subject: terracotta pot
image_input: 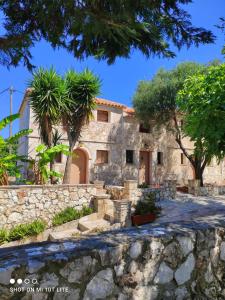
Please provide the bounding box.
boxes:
[131,213,156,226]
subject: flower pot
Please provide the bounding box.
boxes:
[131,213,156,226]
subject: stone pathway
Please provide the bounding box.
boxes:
[156,192,225,227]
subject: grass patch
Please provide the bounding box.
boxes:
[0,229,8,244]
[52,205,93,226]
[0,219,46,244]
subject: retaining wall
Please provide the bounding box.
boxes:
[0,223,225,299]
[0,184,96,229]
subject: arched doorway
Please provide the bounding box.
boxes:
[70,148,88,184]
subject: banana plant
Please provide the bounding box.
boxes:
[30,144,71,184]
[0,114,32,185]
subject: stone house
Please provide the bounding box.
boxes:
[18,89,225,186]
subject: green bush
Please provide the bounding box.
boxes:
[8,220,46,241]
[82,205,93,216]
[138,183,149,188]
[52,206,93,226]
[135,192,161,216]
[0,229,8,244]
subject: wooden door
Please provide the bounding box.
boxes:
[70,149,87,184]
[139,151,150,184]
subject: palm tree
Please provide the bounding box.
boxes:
[28,67,67,148]
[28,68,68,182]
[63,69,101,183]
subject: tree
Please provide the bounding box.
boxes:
[177,63,225,177]
[216,17,225,56]
[0,114,32,185]
[133,62,212,186]
[28,67,68,182]
[0,1,215,69]
[63,69,100,184]
[28,67,67,148]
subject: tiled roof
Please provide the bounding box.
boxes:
[95,97,134,114]
[19,89,134,114]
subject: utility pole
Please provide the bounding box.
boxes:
[9,86,13,138]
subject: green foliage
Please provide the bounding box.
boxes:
[52,129,63,146]
[132,61,220,186]
[52,206,93,226]
[63,69,101,183]
[29,67,68,147]
[178,63,225,163]
[135,193,161,216]
[133,62,203,128]
[30,144,71,184]
[0,1,214,69]
[0,229,8,244]
[0,220,46,244]
[138,183,149,188]
[81,205,94,216]
[0,114,32,185]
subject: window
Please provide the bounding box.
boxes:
[181,153,185,165]
[126,150,134,164]
[55,152,62,163]
[96,150,108,164]
[139,123,151,133]
[97,110,109,122]
[157,152,163,165]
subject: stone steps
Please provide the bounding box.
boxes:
[78,218,111,232]
[49,228,81,241]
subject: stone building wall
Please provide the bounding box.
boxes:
[1,223,225,299]
[19,98,225,186]
[0,184,96,229]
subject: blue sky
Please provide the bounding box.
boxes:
[0,0,224,137]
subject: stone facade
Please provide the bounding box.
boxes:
[0,184,96,229]
[1,223,225,299]
[18,93,225,186]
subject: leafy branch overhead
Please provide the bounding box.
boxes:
[0,0,215,69]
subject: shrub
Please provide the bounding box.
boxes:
[52,205,93,226]
[134,192,161,216]
[138,183,149,188]
[8,220,46,241]
[0,229,8,244]
[82,205,93,216]
[52,207,81,226]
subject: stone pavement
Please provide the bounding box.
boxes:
[156,191,225,227]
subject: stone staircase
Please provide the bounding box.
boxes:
[49,183,130,241]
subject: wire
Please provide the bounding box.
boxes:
[0,88,9,95]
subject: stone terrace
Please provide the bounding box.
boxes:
[1,192,225,299]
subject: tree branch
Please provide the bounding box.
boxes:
[173,115,195,166]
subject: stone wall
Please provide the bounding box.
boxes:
[106,180,176,205]
[1,223,225,299]
[0,184,96,229]
[188,180,225,196]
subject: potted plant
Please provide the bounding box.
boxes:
[131,193,161,226]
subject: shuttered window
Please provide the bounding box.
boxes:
[126,150,134,164]
[96,150,109,164]
[157,152,163,165]
[97,110,109,122]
